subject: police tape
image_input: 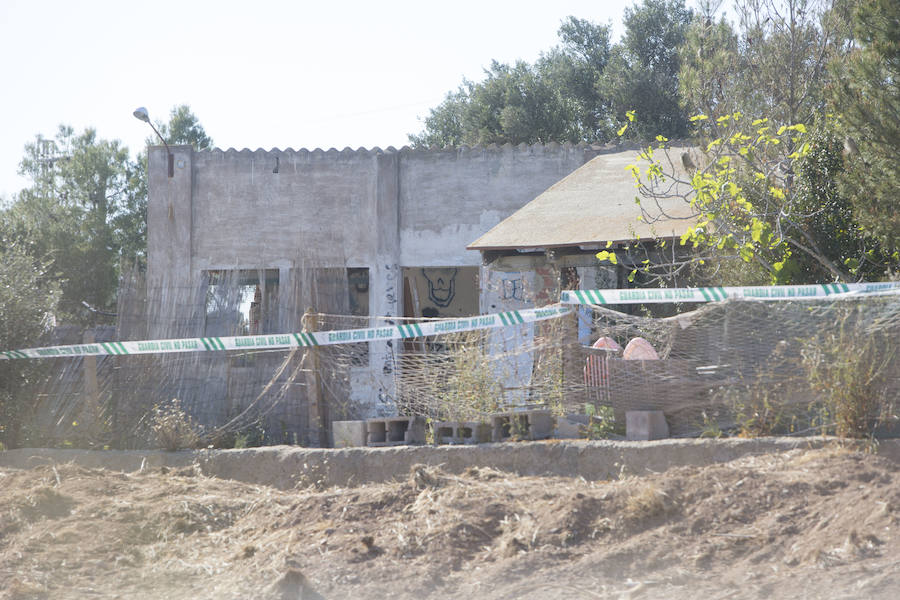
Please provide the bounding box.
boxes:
[561,281,900,306]
[0,304,573,361]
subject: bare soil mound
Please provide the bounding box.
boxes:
[1,445,898,599]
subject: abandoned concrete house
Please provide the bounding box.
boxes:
[147,143,594,335]
[133,141,694,444]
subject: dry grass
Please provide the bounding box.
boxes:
[788,443,855,467]
[1,449,900,599]
[802,305,899,438]
[623,483,670,521]
[17,486,75,522]
[149,399,201,451]
[3,578,50,600]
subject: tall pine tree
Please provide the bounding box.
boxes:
[830,0,900,250]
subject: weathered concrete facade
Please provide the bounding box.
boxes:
[148,144,596,320]
[146,143,599,426]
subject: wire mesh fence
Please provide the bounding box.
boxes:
[6,274,900,448]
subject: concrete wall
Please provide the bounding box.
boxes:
[4,438,898,489]
[148,143,595,330]
[398,144,591,267]
[191,149,380,269]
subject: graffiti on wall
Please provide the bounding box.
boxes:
[422,267,457,307]
[501,277,525,302]
[382,263,399,375]
[405,267,477,319]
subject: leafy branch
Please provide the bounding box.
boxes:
[625,111,898,284]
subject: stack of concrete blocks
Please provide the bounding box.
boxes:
[625,411,669,441]
[490,410,554,442]
[332,421,368,448]
[433,421,492,445]
[366,416,427,446]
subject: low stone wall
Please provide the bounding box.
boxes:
[0,448,196,472]
[2,438,898,490]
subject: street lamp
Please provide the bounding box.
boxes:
[133,107,174,177]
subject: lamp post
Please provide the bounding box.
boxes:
[133,107,174,178]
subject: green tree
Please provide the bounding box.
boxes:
[680,0,851,136]
[155,104,214,150]
[536,16,615,141]
[678,5,742,124]
[468,60,581,144]
[792,124,895,280]
[734,0,850,126]
[2,105,213,323]
[7,126,132,321]
[601,0,693,139]
[627,113,898,284]
[0,234,59,448]
[620,0,888,285]
[410,87,468,147]
[829,0,900,250]
[411,60,580,147]
[410,18,613,146]
[112,155,149,272]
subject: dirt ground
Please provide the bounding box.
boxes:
[1,445,899,599]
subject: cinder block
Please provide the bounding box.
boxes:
[626,410,669,441]
[433,421,492,445]
[491,410,553,442]
[366,416,426,446]
[332,420,367,448]
[555,414,590,439]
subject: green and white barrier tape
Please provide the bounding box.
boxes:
[561,282,900,306]
[0,305,572,361]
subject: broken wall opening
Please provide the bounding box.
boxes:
[204,269,280,336]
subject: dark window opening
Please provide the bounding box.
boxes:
[346,267,370,366]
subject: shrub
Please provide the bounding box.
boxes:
[149,399,200,451]
[801,304,898,438]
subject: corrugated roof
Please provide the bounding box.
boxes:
[196,140,595,156]
[468,145,697,251]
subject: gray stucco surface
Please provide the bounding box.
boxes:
[147,143,596,315]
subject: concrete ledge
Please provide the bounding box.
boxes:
[3,439,899,490]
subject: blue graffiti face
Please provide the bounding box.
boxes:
[422,267,457,307]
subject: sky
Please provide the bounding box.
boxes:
[0,0,647,199]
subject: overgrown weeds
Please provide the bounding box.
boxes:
[149,398,200,451]
[435,331,503,422]
[718,341,808,436]
[801,304,898,438]
[584,403,615,439]
[717,302,899,439]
